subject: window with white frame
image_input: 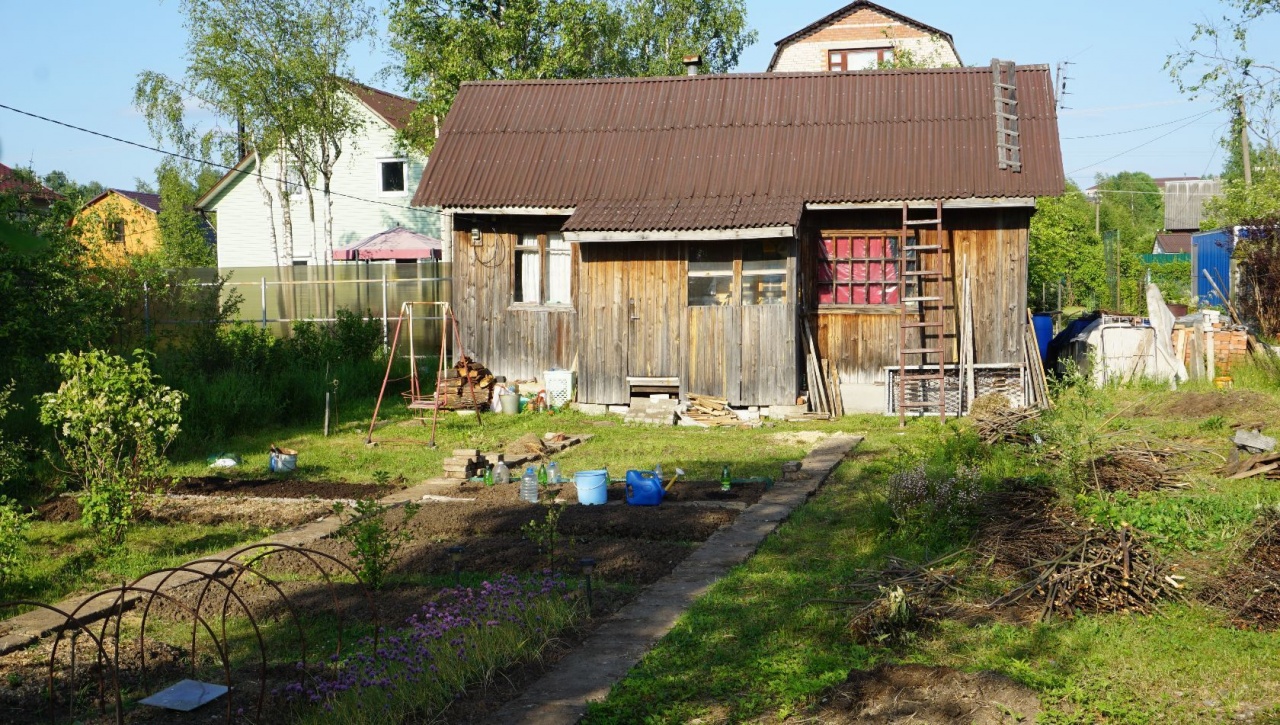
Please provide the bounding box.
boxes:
[513,232,572,306]
[828,47,893,72]
[379,159,407,193]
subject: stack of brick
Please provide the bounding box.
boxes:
[624,397,679,426]
[442,449,490,480]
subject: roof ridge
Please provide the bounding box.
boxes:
[459,65,1050,89]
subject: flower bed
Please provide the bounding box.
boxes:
[286,572,581,723]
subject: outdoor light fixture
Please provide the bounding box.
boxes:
[470,227,482,247]
[448,545,465,586]
[579,557,596,612]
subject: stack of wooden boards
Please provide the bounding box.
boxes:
[434,356,497,410]
[442,449,491,480]
[1221,451,1280,481]
[682,394,740,427]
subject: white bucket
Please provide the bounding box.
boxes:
[269,448,298,473]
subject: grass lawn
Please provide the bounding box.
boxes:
[583,378,1280,724]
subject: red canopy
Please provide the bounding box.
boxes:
[333,227,443,261]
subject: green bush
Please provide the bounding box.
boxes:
[333,499,421,590]
[39,350,184,547]
[0,502,30,588]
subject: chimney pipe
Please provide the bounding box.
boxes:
[683,55,703,76]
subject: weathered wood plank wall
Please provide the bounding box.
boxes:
[805,208,1030,385]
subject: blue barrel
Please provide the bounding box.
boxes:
[1032,314,1053,365]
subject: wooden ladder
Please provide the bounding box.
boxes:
[897,200,948,425]
[993,59,1022,172]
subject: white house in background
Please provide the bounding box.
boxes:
[196,81,449,268]
[767,1,960,72]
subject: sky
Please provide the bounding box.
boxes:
[0,1,1260,192]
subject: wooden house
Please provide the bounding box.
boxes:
[413,66,1064,415]
[74,189,168,264]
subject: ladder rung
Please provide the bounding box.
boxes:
[900,375,947,381]
[903,296,942,303]
[901,348,943,355]
[899,401,945,409]
[900,321,944,328]
[905,218,942,226]
[903,245,942,252]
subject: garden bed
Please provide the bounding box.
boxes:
[167,476,401,500]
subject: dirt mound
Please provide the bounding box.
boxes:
[806,664,1040,724]
[168,476,399,500]
[34,496,80,522]
[1150,390,1279,424]
[1204,515,1280,630]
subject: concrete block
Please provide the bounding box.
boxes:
[572,402,609,416]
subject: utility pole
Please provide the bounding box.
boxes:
[1239,94,1253,187]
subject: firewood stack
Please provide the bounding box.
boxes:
[682,394,740,427]
[435,356,496,410]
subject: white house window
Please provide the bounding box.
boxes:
[828,47,893,72]
[513,232,572,306]
[379,159,407,193]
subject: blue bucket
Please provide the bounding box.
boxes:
[574,470,609,505]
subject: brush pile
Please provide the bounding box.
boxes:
[825,553,965,644]
[1089,448,1186,492]
[1203,515,1280,630]
[970,394,1040,445]
[978,487,1182,618]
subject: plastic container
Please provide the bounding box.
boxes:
[520,467,540,503]
[1032,313,1053,365]
[547,461,561,484]
[493,456,510,485]
[544,370,576,409]
[625,470,664,506]
[574,469,608,505]
[269,447,298,473]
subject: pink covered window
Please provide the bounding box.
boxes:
[817,232,904,306]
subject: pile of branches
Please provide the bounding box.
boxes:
[816,553,965,644]
[1089,448,1187,493]
[977,487,1182,619]
[1202,515,1280,631]
[970,394,1041,445]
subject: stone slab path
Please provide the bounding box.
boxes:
[488,434,862,724]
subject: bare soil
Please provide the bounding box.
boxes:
[800,664,1041,724]
[167,476,400,500]
[1145,390,1280,427]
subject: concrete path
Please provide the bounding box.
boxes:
[488,434,862,724]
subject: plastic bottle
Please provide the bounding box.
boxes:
[537,463,549,486]
[654,463,663,482]
[493,455,510,485]
[521,467,540,503]
[483,465,494,486]
[720,465,732,492]
[547,461,561,484]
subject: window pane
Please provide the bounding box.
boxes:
[380,161,405,192]
[689,276,733,306]
[818,232,905,306]
[546,233,571,305]
[742,273,787,305]
[689,243,734,276]
[515,248,541,303]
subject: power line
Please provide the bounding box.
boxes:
[0,102,446,220]
[1061,110,1221,140]
[1066,109,1219,177]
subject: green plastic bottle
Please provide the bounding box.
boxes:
[721,465,731,492]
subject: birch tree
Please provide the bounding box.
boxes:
[135,0,374,265]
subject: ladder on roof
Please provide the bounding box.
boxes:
[993,59,1022,173]
[897,200,948,425]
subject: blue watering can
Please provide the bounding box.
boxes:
[625,470,664,506]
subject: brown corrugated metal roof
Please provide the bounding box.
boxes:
[341,79,418,131]
[414,67,1065,232]
[1155,233,1192,255]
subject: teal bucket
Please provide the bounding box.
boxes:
[574,470,609,505]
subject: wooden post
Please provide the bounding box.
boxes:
[1205,322,1216,381]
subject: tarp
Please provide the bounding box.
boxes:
[333,227,442,261]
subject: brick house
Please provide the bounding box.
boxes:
[767,1,960,73]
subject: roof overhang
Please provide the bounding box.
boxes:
[805,197,1037,211]
[448,206,575,216]
[564,225,796,243]
[195,155,256,211]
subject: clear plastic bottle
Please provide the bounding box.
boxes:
[654,463,663,482]
[521,467,540,503]
[493,455,510,485]
[547,461,561,484]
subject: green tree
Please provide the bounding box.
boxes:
[155,160,216,268]
[135,0,375,264]
[1095,172,1165,311]
[40,170,105,206]
[1029,183,1106,310]
[387,0,756,152]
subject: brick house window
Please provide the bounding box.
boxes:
[817,232,908,305]
[828,47,893,72]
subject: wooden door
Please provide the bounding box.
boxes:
[577,244,630,404]
[686,306,740,401]
[627,242,683,379]
[741,304,798,405]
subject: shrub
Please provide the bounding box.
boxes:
[0,382,26,495]
[886,462,982,545]
[333,499,421,590]
[0,502,30,588]
[38,350,184,547]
